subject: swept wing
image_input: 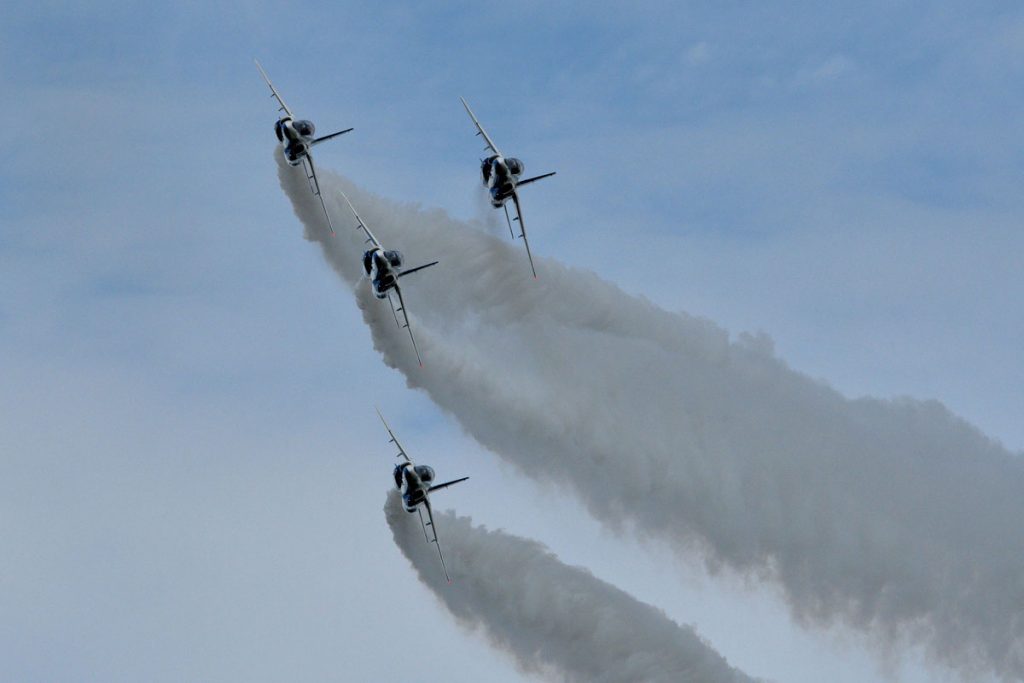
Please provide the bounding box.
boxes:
[338,188,381,248]
[460,97,502,157]
[376,407,412,463]
[302,154,335,235]
[392,284,424,368]
[423,498,452,583]
[510,191,537,278]
[254,59,294,119]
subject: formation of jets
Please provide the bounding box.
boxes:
[257,61,555,581]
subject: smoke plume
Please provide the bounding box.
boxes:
[280,155,1024,679]
[385,491,759,683]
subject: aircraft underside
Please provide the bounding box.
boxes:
[283,143,307,166]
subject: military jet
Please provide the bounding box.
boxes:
[377,409,468,583]
[460,97,556,278]
[255,59,353,235]
[338,189,438,367]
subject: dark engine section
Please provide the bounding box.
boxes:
[293,119,316,137]
[274,119,285,142]
[506,157,524,176]
[414,465,435,483]
[283,143,307,165]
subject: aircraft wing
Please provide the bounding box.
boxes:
[338,189,381,248]
[301,153,335,236]
[511,191,537,278]
[423,498,452,584]
[460,97,502,157]
[254,59,294,119]
[416,506,430,542]
[384,291,402,328]
[428,476,469,493]
[376,407,412,462]
[393,283,425,367]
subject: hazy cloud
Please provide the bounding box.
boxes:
[282,156,1024,680]
[386,490,759,683]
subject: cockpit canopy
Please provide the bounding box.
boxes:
[383,250,403,268]
[413,465,435,483]
[293,119,316,137]
[506,157,524,176]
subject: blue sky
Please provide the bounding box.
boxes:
[2,2,1022,681]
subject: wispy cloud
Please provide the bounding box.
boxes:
[793,54,856,86]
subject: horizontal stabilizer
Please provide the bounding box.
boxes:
[397,261,439,279]
[516,171,556,188]
[312,127,354,145]
[428,476,469,493]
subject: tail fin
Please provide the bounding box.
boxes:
[516,171,556,188]
[311,127,354,145]
[397,261,439,279]
[428,476,469,493]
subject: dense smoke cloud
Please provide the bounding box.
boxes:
[385,491,759,683]
[280,156,1024,680]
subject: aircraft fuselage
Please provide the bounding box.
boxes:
[394,461,436,512]
[480,154,524,208]
[274,116,317,166]
[363,247,404,299]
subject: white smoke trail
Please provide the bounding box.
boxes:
[384,490,760,683]
[280,155,1024,679]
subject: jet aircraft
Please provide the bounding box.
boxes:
[460,97,556,278]
[377,409,469,583]
[338,190,438,367]
[255,59,353,235]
